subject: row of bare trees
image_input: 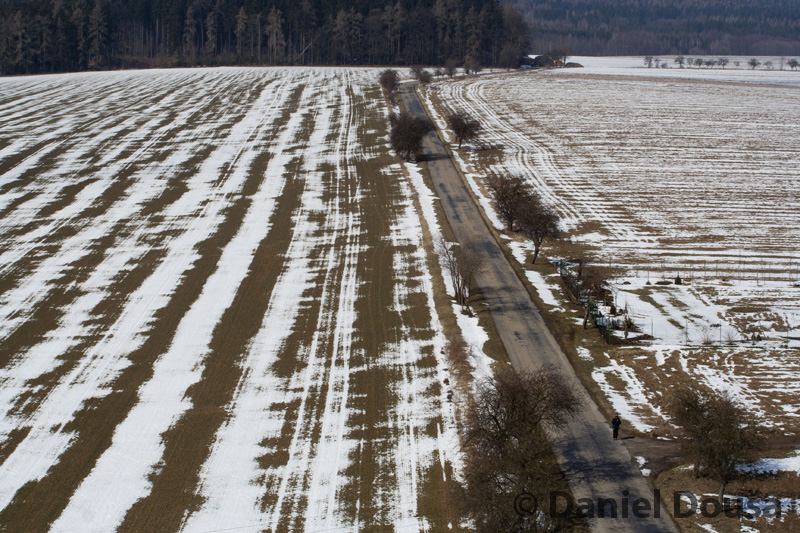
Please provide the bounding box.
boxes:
[487,174,560,264]
[647,55,800,70]
[382,73,767,528]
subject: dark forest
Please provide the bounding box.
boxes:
[2,0,800,76]
[511,0,800,56]
[0,0,531,75]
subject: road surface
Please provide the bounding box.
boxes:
[399,84,680,533]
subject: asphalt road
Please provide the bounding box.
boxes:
[399,84,680,533]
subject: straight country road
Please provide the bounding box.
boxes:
[398,84,680,533]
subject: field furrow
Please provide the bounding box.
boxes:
[0,67,465,531]
[428,67,800,434]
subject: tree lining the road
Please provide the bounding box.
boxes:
[389,112,434,162]
[446,111,481,149]
[462,367,581,531]
[487,174,561,263]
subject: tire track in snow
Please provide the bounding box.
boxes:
[434,75,649,243]
[271,72,362,532]
[179,71,359,533]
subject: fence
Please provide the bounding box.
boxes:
[559,260,616,343]
[602,256,800,285]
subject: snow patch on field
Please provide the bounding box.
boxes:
[507,241,564,310]
[0,67,469,530]
[428,65,800,433]
[591,356,665,433]
[567,56,800,88]
[403,162,493,382]
[740,451,800,474]
[51,72,300,531]
[0,71,289,513]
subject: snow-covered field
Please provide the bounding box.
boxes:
[567,56,800,88]
[425,63,800,434]
[0,67,470,531]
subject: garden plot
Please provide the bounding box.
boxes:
[425,66,800,433]
[0,67,466,531]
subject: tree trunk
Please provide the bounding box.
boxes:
[531,244,540,264]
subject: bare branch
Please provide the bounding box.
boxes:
[515,191,560,264]
[389,111,433,161]
[487,174,530,232]
[446,110,481,149]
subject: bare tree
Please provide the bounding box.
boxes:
[389,112,433,161]
[543,47,569,66]
[674,55,685,68]
[765,60,774,70]
[748,58,761,69]
[438,238,483,311]
[789,58,799,70]
[515,192,560,264]
[671,388,764,502]
[410,65,432,84]
[379,68,399,93]
[464,56,482,75]
[446,111,481,149]
[444,58,459,77]
[578,264,607,300]
[462,367,579,532]
[705,58,717,68]
[644,55,654,68]
[671,387,711,478]
[487,174,530,231]
[717,57,729,69]
[694,58,704,68]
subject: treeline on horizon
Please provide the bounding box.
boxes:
[0,0,532,75]
[511,0,800,56]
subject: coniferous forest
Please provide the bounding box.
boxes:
[3,0,800,76]
[0,0,532,75]
[511,0,800,57]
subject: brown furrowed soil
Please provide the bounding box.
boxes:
[0,68,466,531]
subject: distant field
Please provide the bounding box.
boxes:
[425,66,800,435]
[429,66,800,276]
[0,68,463,531]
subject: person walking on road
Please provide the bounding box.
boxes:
[612,415,621,440]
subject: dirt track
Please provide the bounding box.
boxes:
[399,83,680,533]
